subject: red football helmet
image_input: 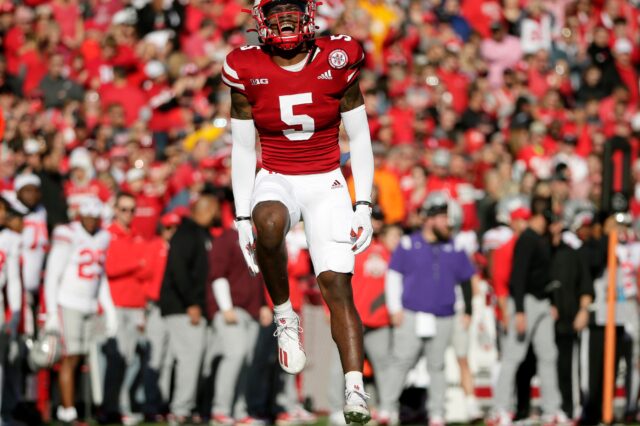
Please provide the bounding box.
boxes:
[250,0,318,50]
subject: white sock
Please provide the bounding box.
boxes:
[274,300,294,318]
[345,371,364,393]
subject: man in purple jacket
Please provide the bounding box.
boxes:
[384,192,475,426]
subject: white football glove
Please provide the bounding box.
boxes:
[351,204,373,254]
[235,219,260,276]
[105,313,118,338]
[44,314,60,333]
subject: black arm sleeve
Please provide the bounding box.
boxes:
[510,232,535,313]
[460,279,472,315]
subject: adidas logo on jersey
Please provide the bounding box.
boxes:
[317,70,333,80]
[331,180,343,189]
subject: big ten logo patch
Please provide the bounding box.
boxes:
[250,78,269,85]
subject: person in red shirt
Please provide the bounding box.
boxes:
[50,0,83,49]
[99,66,148,126]
[19,33,48,96]
[142,212,180,421]
[460,0,502,38]
[437,51,469,114]
[491,206,531,330]
[125,168,164,240]
[517,121,553,180]
[609,38,639,105]
[183,18,216,65]
[103,192,151,424]
[426,149,461,197]
[4,5,33,77]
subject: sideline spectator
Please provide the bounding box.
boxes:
[385,193,475,426]
[160,193,218,424]
[9,173,48,296]
[103,192,150,423]
[552,200,594,418]
[142,212,180,421]
[206,226,268,425]
[491,196,566,425]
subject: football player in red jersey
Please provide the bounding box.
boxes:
[222,0,374,423]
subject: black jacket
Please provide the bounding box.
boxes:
[136,2,184,38]
[551,242,593,333]
[159,218,212,316]
[510,228,552,313]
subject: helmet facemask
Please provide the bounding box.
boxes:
[251,0,317,50]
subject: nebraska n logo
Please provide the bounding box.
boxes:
[317,70,333,80]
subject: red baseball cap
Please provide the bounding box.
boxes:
[510,207,532,221]
[161,212,181,228]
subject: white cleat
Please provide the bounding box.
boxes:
[343,386,371,425]
[273,314,306,374]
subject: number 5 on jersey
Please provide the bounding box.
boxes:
[279,93,315,141]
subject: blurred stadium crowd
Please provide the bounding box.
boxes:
[1,0,640,425]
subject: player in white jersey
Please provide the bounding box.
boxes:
[0,198,24,336]
[0,198,25,423]
[7,174,49,293]
[43,197,117,424]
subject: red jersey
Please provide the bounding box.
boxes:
[143,237,169,302]
[352,240,391,329]
[491,236,516,299]
[222,35,365,175]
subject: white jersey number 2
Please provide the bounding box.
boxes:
[279,93,314,141]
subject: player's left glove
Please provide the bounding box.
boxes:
[351,204,373,254]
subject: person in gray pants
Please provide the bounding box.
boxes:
[142,213,180,419]
[384,193,475,426]
[491,196,565,425]
[328,326,394,425]
[159,195,219,424]
[207,227,270,425]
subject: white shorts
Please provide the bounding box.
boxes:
[251,168,355,276]
[60,307,96,355]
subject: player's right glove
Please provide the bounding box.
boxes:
[235,219,260,276]
[44,314,60,333]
